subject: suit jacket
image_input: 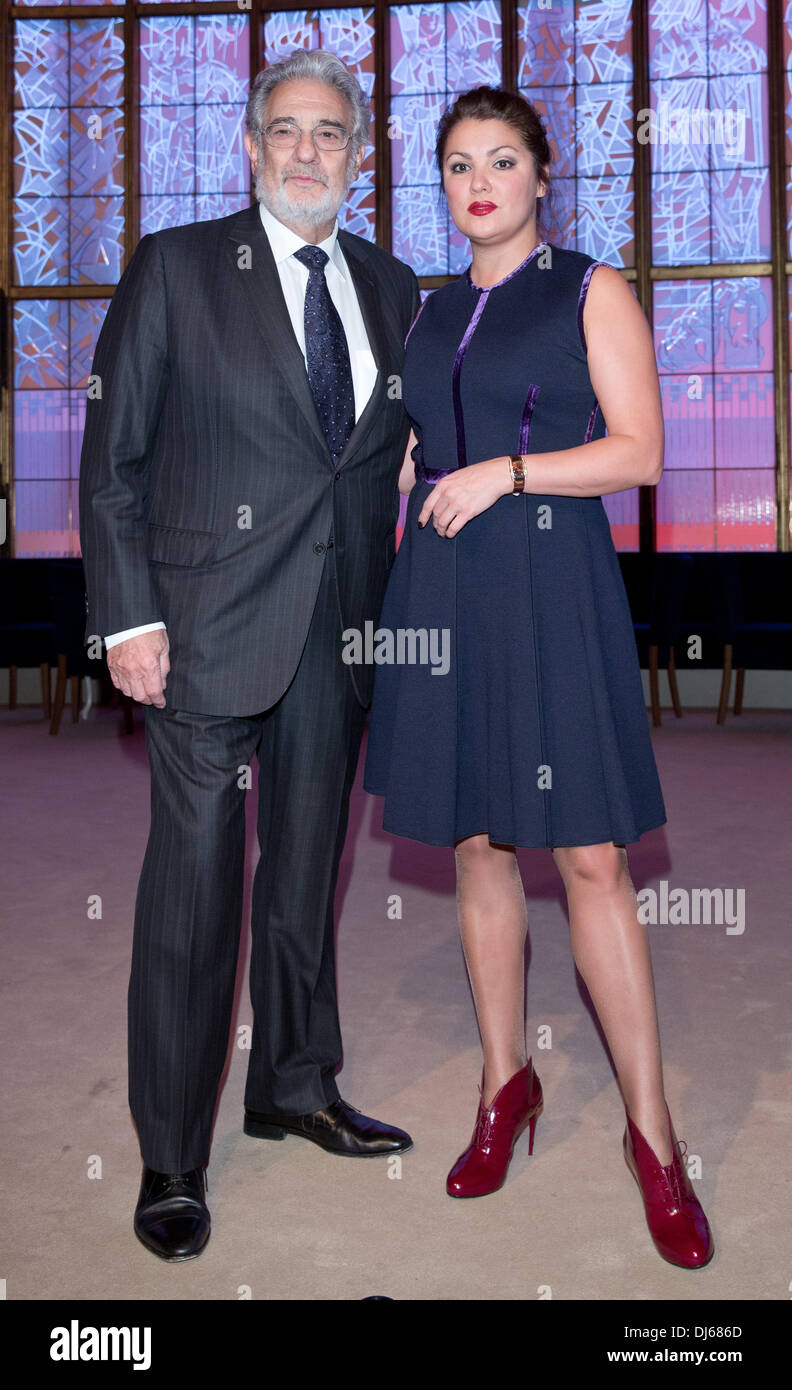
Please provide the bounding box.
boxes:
[78,201,420,716]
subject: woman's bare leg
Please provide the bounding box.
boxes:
[454,834,529,1107]
[552,842,673,1165]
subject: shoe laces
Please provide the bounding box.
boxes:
[655,1139,687,1206]
[158,1171,204,1197]
[473,1087,497,1148]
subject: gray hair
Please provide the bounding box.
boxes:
[245,50,371,155]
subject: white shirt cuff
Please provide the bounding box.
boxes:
[104,622,167,649]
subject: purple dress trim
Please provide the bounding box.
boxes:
[414,240,550,487]
[518,383,541,454]
[464,238,549,293]
[451,290,490,470]
[584,400,600,444]
[577,260,608,354]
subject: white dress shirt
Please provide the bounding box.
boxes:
[104,201,378,650]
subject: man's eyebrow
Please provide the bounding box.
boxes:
[267,115,348,129]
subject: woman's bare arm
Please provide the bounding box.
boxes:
[398,427,418,495]
[417,267,665,535]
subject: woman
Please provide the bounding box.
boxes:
[363,87,713,1269]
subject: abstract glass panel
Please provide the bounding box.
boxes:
[602,489,640,550]
[654,279,714,373]
[13,301,69,392]
[650,0,769,265]
[517,1,634,265]
[654,273,775,547]
[712,277,772,372]
[714,373,774,469]
[139,16,250,236]
[656,469,716,551]
[715,470,775,548]
[14,390,73,481]
[12,18,125,287]
[13,481,75,559]
[12,300,110,558]
[659,375,715,471]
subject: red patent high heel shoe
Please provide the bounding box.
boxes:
[446,1059,543,1198]
[623,1103,714,1268]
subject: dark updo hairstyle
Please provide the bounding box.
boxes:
[434,86,553,234]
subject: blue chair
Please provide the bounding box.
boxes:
[619,553,693,726]
[727,555,792,718]
[0,558,56,716]
[45,560,95,735]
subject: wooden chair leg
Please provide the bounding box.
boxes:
[49,654,67,735]
[649,645,661,726]
[734,668,745,715]
[717,643,733,724]
[667,648,683,718]
[40,662,52,718]
[70,675,80,722]
[9,664,17,709]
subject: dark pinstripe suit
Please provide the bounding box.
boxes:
[79,202,420,1170]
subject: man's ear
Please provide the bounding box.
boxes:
[243,130,259,173]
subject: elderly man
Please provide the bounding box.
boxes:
[79,49,419,1261]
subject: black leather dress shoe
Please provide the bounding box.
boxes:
[243,1098,413,1156]
[133,1165,210,1261]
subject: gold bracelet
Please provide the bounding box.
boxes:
[508,454,526,495]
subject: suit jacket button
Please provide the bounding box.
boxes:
[313,542,326,555]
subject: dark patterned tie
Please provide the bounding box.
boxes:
[293,244,356,463]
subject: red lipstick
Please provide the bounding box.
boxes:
[468,202,496,215]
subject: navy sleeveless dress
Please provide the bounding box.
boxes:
[362,240,667,849]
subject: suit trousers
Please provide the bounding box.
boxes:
[128,544,368,1172]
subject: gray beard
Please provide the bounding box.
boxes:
[254,159,354,233]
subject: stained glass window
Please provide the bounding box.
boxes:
[650,0,769,266]
[13,16,125,287]
[3,1,786,559]
[139,15,250,235]
[13,299,108,556]
[650,0,774,551]
[654,276,775,550]
[12,12,124,554]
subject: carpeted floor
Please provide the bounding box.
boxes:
[1,703,789,1301]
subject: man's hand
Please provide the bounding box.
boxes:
[106,630,170,707]
[418,456,514,537]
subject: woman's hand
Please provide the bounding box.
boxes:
[418,456,514,537]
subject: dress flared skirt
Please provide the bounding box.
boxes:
[362,484,667,849]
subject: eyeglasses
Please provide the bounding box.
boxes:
[262,120,353,152]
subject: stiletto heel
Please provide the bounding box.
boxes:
[623,1103,714,1268]
[527,1101,543,1156]
[446,1059,543,1197]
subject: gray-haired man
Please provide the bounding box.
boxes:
[79,50,418,1260]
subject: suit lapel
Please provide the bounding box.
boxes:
[226,204,329,459]
[226,205,394,470]
[335,229,393,469]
